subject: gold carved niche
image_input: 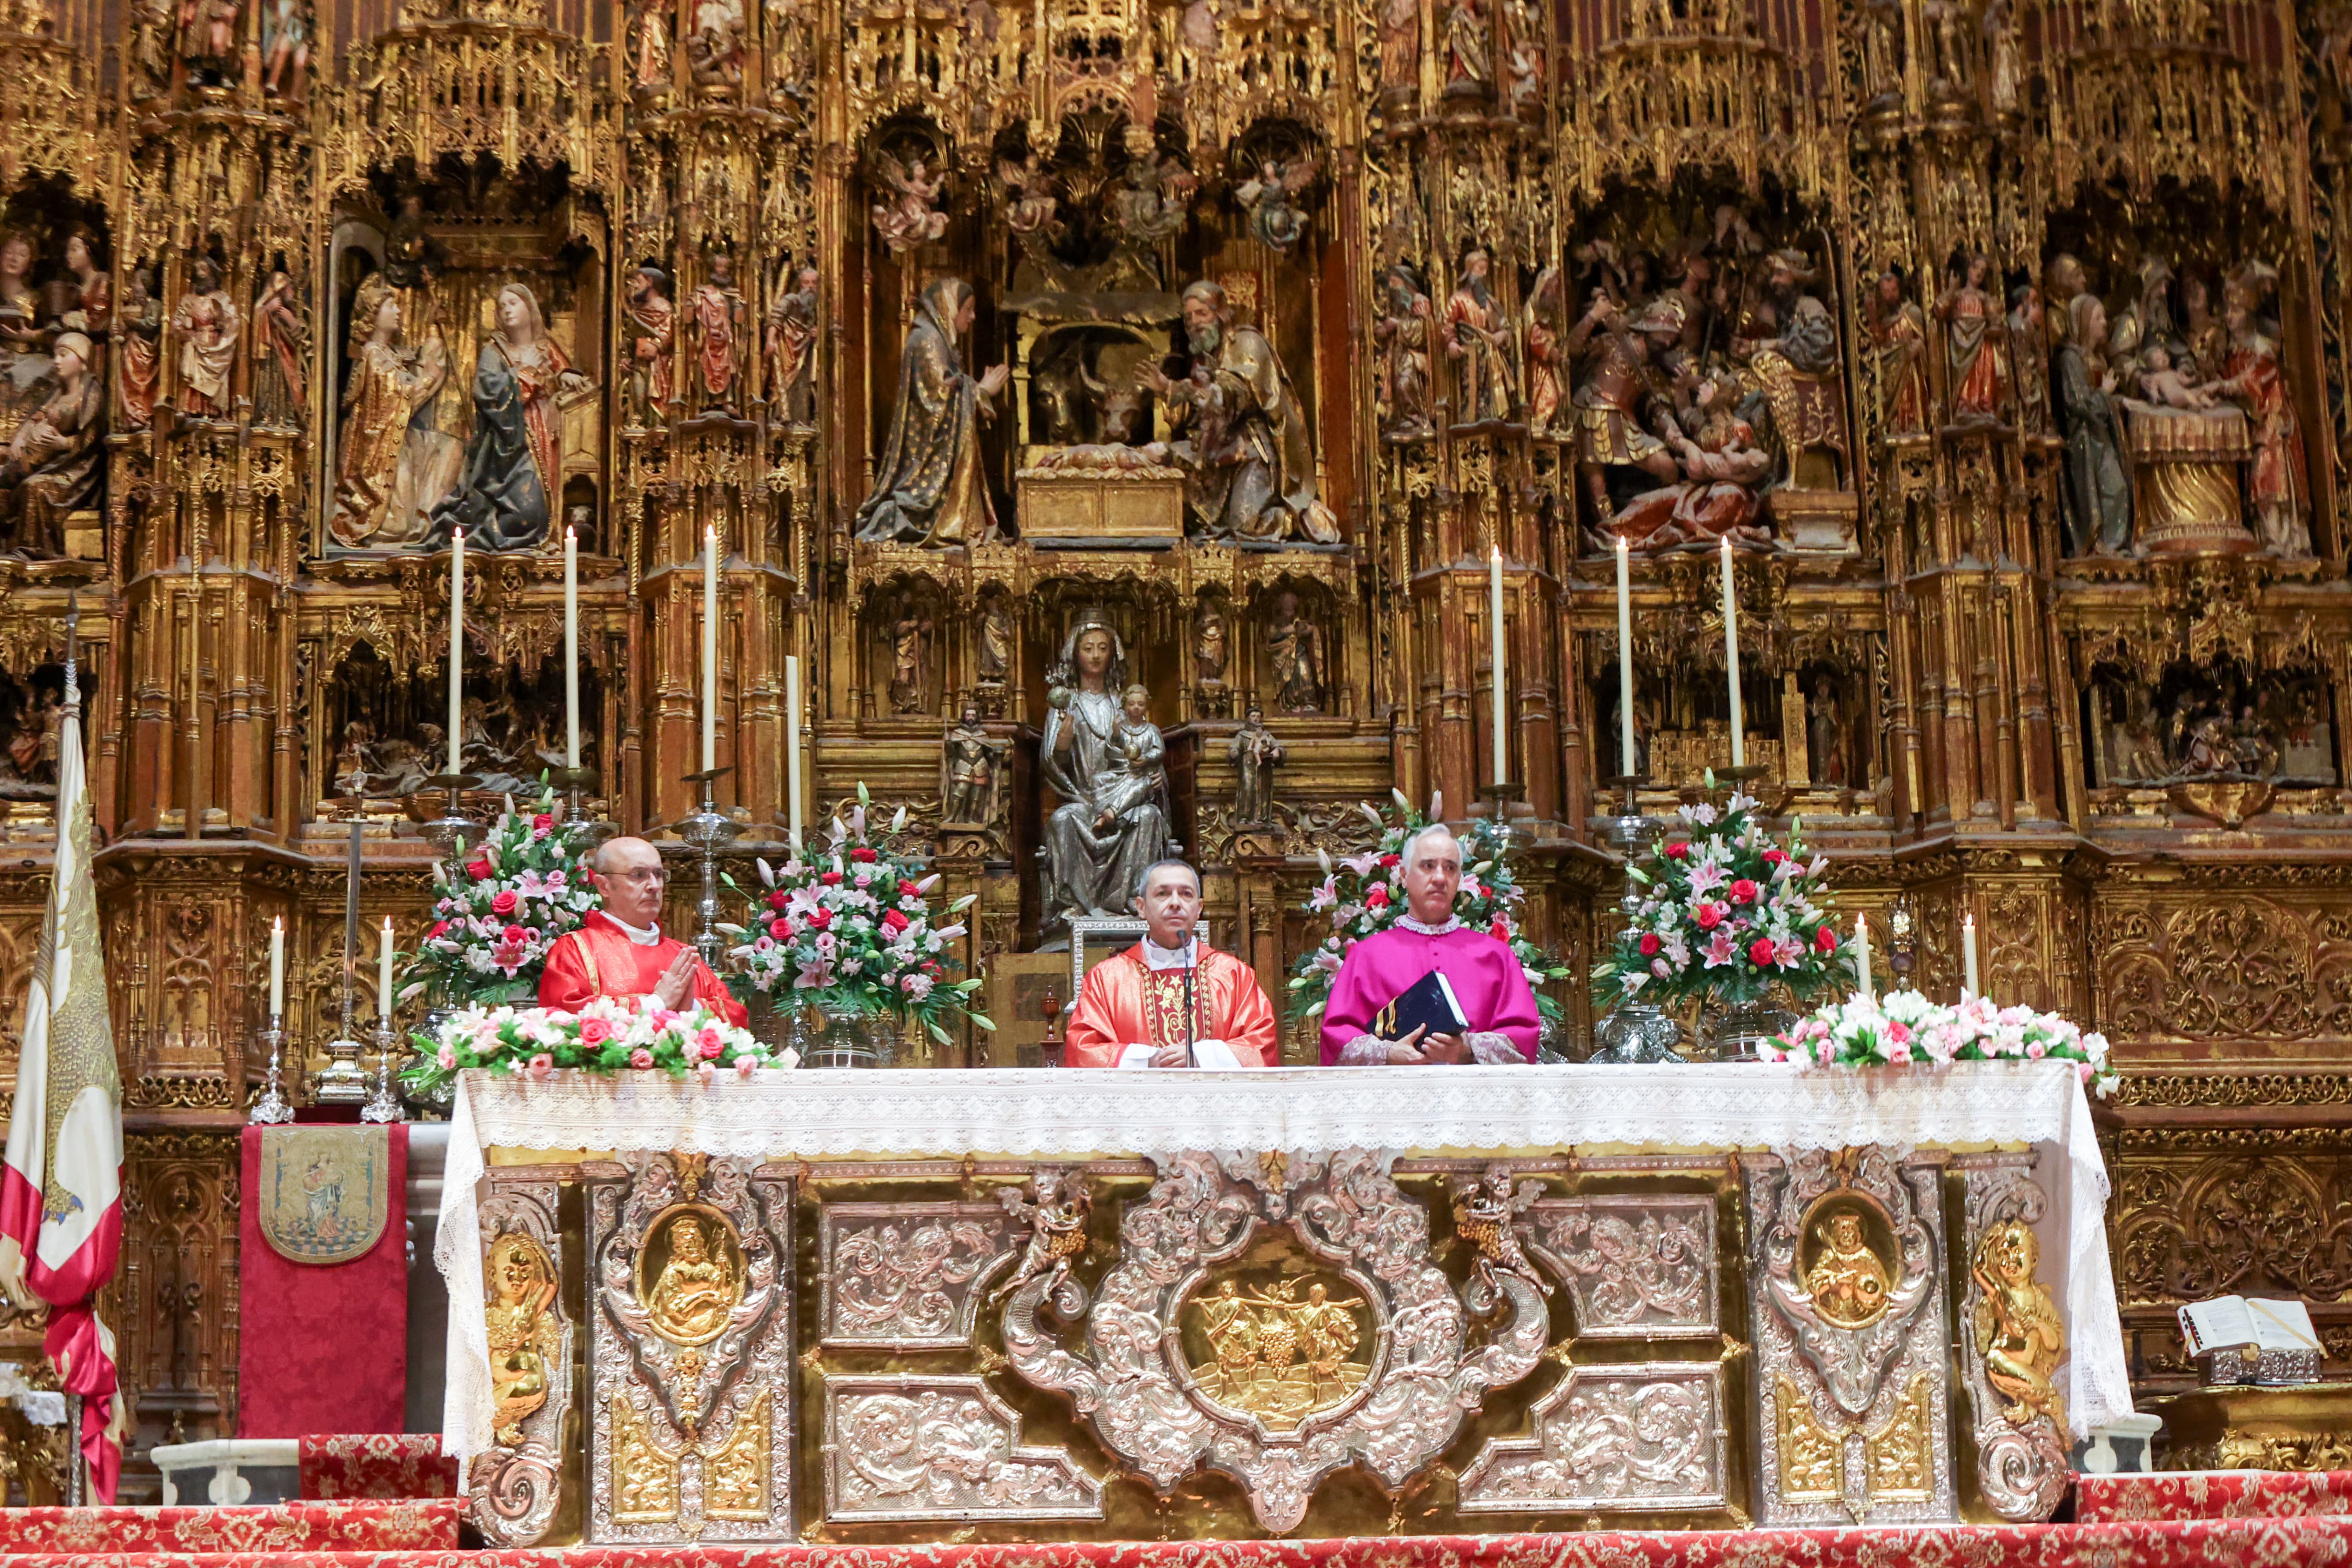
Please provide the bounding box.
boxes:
[1797,1193,1898,1329]
[1775,1375,1840,1500]
[611,1395,682,1522]
[701,1388,770,1520]
[633,1205,746,1347]
[1178,1252,1374,1432]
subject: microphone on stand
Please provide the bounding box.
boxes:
[1183,940,1198,1068]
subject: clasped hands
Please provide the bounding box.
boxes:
[1146,1038,1231,1068]
[1381,1023,1471,1065]
[649,949,699,1011]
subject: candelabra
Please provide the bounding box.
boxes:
[550,764,616,855]
[1474,780,1528,823]
[248,1014,294,1124]
[679,768,742,974]
[1589,776,1686,1065]
[361,1018,406,1124]
[1886,894,1917,991]
[419,772,486,861]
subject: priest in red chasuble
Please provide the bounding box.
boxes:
[1066,859,1278,1068]
[1320,824,1538,1065]
[538,837,748,1025]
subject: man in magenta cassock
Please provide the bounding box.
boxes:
[1319,823,1540,1065]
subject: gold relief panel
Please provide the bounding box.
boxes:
[1797,1195,1897,1330]
[1775,1375,1840,1501]
[635,1206,746,1348]
[1177,1265,1374,1432]
[701,1389,771,1521]
[1860,1376,1932,1503]
[610,1395,683,1523]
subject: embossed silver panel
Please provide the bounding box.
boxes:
[1000,1151,1551,1534]
[1458,1362,1730,1513]
[818,1201,1018,1348]
[822,1375,1103,1523]
[587,1153,796,1544]
[1523,1194,1719,1338]
[1743,1147,1956,1527]
[466,1173,572,1549]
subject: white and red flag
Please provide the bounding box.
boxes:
[0,660,125,1500]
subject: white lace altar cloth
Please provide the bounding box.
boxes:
[437,1061,2128,1458]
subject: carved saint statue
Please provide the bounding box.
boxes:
[855,277,1008,546]
[763,263,819,423]
[253,267,308,428]
[626,264,674,423]
[630,0,672,92]
[1444,247,1516,425]
[1039,617,1173,922]
[259,0,308,97]
[1970,1220,2065,1428]
[691,252,746,412]
[886,595,933,714]
[0,232,43,416]
[174,257,239,420]
[330,277,450,549]
[117,266,162,429]
[1193,600,1228,688]
[1374,263,1435,440]
[646,1215,738,1345]
[1611,382,1773,554]
[1733,248,1847,489]
[2218,266,2312,559]
[2053,293,2132,556]
[485,1234,559,1446]
[0,330,101,559]
[429,283,591,551]
[1938,253,2006,424]
[1228,700,1283,824]
[1137,280,1337,544]
[1444,0,1490,91]
[687,0,746,85]
[178,0,243,82]
[1266,591,1325,714]
[1521,265,1564,436]
[940,701,1005,826]
[1378,0,1418,96]
[1867,270,1929,436]
[58,226,108,340]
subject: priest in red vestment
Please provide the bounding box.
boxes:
[1320,824,1538,1065]
[1066,859,1278,1068]
[538,836,748,1025]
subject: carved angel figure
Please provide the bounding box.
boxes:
[1108,150,1197,249]
[991,1168,1091,1312]
[871,153,950,256]
[485,1233,561,1446]
[996,151,1063,242]
[1971,1219,2066,1429]
[1236,156,1317,254]
[1450,1166,1550,1308]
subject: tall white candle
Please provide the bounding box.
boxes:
[1489,546,1507,786]
[1854,912,1873,1002]
[1720,536,1744,768]
[447,525,465,776]
[784,653,804,850]
[701,525,719,775]
[1615,535,1635,778]
[379,916,395,1022]
[268,916,284,1019]
[1962,912,1980,1000]
[563,525,580,770]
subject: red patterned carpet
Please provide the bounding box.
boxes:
[0,1497,458,1555]
[2,1515,2352,1567]
[297,1437,458,1502]
[2075,1467,2352,1523]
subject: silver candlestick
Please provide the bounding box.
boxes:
[315,820,373,1104]
[550,764,616,856]
[249,1014,294,1124]
[419,772,486,862]
[1590,775,1686,1065]
[678,767,742,974]
[361,1019,406,1123]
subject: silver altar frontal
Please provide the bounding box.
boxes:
[437,1064,2128,1545]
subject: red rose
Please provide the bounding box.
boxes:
[899,879,921,897]
[767,889,789,911]
[1489,917,1510,941]
[808,908,833,930]
[1729,879,1758,906]
[1664,842,1689,860]
[882,909,910,934]
[1365,885,1391,908]
[850,847,878,863]
[768,917,791,940]
[1748,937,1778,967]
[1815,926,1838,954]
[1638,932,1661,956]
[579,1019,610,1046]
[502,923,528,944]
[466,857,493,881]
[1380,853,1401,868]
[1762,848,1788,866]
[428,920,449,940]
[819,871,844,886]
[532,813,555,832]
[490,889,520,917]
[1695,902,1722,931]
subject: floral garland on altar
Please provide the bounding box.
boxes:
[402,993,782,1093]
[719,786,993,1046]
[1767,990,2118,1096]
[405,785,598,1008]
[1594,788,1844,1010]
[1287,792,1574,1024]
